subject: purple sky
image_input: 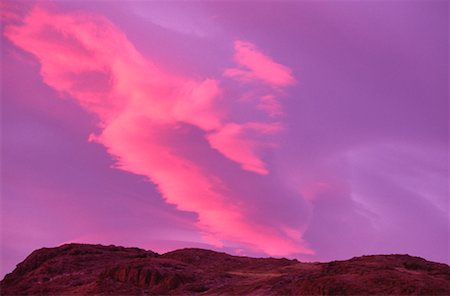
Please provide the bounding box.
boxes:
[1,0,448,278]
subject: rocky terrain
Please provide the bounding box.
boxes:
[1,243,450,295]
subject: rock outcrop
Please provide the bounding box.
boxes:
[1,243,450,295]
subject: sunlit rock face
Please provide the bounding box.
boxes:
[1,243,450,295]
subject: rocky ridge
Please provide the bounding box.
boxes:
[1,243,450,295]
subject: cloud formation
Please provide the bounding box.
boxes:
[207,122,283,175]
[4,6,311,255]
[224,40,295,88]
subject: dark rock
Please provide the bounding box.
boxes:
[1,243,450,295]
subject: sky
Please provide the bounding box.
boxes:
[1,0,448,279]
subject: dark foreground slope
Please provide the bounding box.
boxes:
[1,243,450,295]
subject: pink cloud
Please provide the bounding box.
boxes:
[224,40,295,88]
[223,41,293,121]
[4,6,311,256]
[258,94,283,117]
[207,122,283,175]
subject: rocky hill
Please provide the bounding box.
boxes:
[1,243,450,295]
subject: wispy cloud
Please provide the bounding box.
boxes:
[4,6,312,256]
[225,40,295,88]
